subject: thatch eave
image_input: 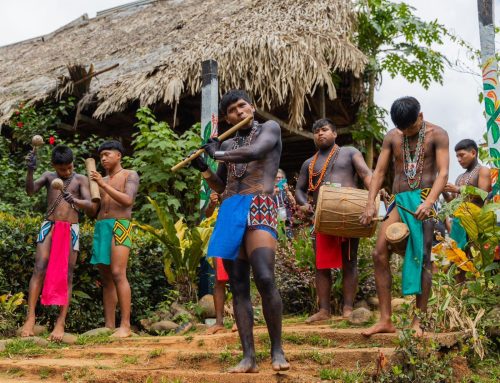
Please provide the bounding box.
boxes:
[0,0,366,131]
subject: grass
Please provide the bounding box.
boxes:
[282,313,308,325]
[148,348,164,359]
[197,339,205,347]
[184,335,194,343]
[330,320,351,329]
[218,348,234,364]
[177,352,212,364]
[295,350,332,365]
[319,367,367,382]
[344,342,382,349]
[123,355,139,364]
[76,333,113,346]
[5,367,24,377]
[282,332,337,348]
[39,367,53,379]
[467,357,500,383]
[0,339,46,357]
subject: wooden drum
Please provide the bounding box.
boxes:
[314,186,380,238]
[385,222,409,256]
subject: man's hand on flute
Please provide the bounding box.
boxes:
[189,151,209,172]
[202,138,221,159]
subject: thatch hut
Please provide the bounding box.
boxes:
[0,0,366,174]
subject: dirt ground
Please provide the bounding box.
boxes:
[0,321,463,383]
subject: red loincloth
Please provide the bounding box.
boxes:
[215,257,229,282]
[315,232,343,269]
[41,221,71,306]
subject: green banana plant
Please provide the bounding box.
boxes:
[135,197,215,302]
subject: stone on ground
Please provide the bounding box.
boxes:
[199,294,216,318]
[348,307,372,325]
[367,296,379,308]
[81,327,113,337]
[61,333,78,344]
[354,300,369,310]
[391,298,410,312]
[15,324,48,337]
[150,320,178,332]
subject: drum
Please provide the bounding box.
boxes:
[314,186,380,238]
[385,222,409,256]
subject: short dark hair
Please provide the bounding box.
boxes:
[390,97,421,130]
[98,140,124,156]
[219,90,252,116]
[455,139,478,154]
[312,118,336,133]
[51,145,73,165]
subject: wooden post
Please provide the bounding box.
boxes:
[200,60,219,212]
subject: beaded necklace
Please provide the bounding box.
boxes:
[457,163,481,186]
[229,122,258,178]
[45,173,75,218]
[402,122,426,189]
[308,144,340,192]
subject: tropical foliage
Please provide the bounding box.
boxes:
[136,197,215,302]
[355,0,449,166]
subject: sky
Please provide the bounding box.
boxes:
[0,0,499,180]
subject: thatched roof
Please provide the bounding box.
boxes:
[0,0,366,130]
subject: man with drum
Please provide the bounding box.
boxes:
[295,118,372,322]
[360,97,449,336]
[190,89,289,373]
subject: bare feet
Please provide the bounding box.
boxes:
[110,326,131,338]
[49,322,65,342]
[361,321,396,337]
[20,317,35,337]
[271,350,290,371]
[342,305,353,319]
[411,318,424,337]
[231,322,238,332]
[228,356,259,373]
[206,324,225,335]
[305,309,331,324]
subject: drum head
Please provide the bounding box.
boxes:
[385,222,410,243]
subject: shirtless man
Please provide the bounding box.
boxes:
[89,140,139,338]
[360,97,449,336]
[190,89,289,373]
[295,118,372,322]
[21,145,93,341]
[442,139,490,280]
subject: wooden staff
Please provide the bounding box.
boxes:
[85,158,101,203]
[171,115,253,172]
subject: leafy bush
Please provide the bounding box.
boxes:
[136,197,215,303]
[0,212,170,333]
[0,293,24,337]
[275,249,316,315]
[128,107,202,225]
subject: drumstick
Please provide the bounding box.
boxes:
[171,115,253,172]
[396,204,417,217]
[85,158,101,203]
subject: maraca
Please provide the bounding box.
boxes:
[31,135,44,150]
[51,178,64,191]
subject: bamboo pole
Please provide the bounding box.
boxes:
[171,115,253,172]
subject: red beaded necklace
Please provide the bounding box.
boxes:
[308,144,339,192]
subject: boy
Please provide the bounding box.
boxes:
[21,145,93,341]
[90,140,139,338]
